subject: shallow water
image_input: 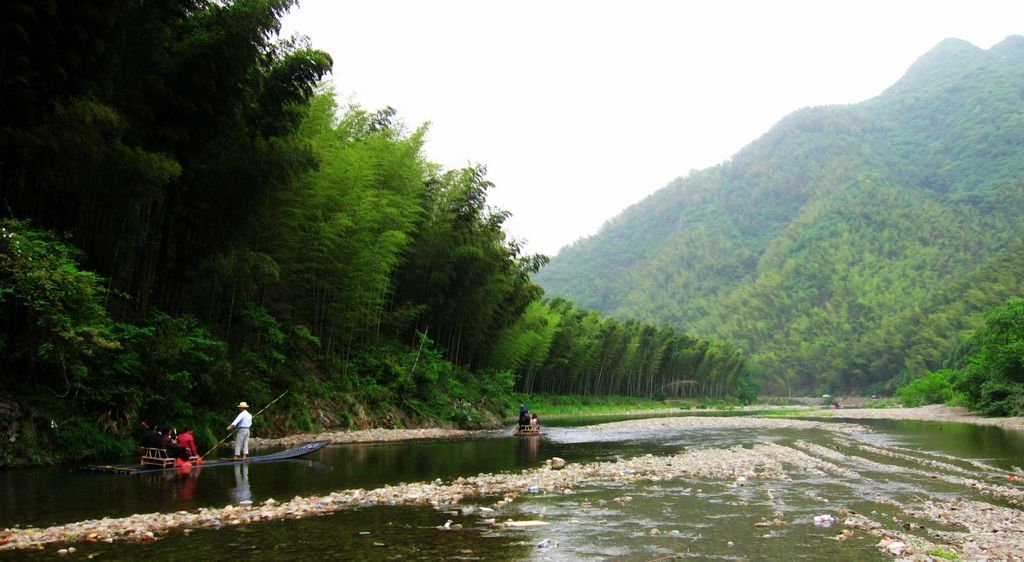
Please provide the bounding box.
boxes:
[3,414,1024,560]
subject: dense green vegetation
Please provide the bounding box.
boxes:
[508,394,750,420]
[508,394,677,419]
[537,36,1024,396]
[895,298,1024,416]
[492,299,757,402]
[950,299,1024,415]
[0,0,752,465]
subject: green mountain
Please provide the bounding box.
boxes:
[535,36,1024,394]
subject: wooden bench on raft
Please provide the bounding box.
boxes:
[140,447,175,468]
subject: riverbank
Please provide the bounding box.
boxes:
[815,404,1024,432]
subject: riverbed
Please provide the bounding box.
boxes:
[3,409,1024,560]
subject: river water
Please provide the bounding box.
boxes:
[2,414,1023,560]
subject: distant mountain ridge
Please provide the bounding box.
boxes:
[535,36,1024,394]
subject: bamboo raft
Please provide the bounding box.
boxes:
[79,440,331,474]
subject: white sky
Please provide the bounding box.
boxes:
[281,0,1024,257]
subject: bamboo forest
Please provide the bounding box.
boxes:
[0,0,753,466]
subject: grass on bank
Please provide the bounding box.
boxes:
[508,394,747,420]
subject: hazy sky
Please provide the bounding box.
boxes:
[281,0,1024,256]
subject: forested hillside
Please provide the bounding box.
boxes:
[536,36,1024,395]
[0,0,753,465]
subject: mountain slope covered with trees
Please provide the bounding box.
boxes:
[536,36,1024,395]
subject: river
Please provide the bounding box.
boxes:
[2,413,1023,560]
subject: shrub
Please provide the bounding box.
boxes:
[895,370,957,407]
[950,299,1024,416]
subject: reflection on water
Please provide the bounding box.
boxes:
[231,463,251,504]
[834,417,1024,469]
[175,465,201,507]
[24,506,530,562]
[516,434,540,462]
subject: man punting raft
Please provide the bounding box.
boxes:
[82,393,325,474]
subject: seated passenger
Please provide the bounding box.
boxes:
[529,413,539,428]
[158,427,189,461]
[177,426,198,458]
[141,426,162,449]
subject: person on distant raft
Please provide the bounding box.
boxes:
[529,413,539,428]
[226,401,253,460]
[518,404,530,430]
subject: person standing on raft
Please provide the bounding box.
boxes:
[226,401,253,460]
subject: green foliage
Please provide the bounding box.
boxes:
[52,418,128,461]
[0,0,753,465]
[1,0,332,320]
[91,311,231,431]
[343,333,515,429]
[895,298,1024,416]
[735,361,762,405]
[895,370,958,407]
[0,219,118,398]
[391,164,548,367]
[511,394,677,418]
[925,548,960,561]
[491,298,757,402]
[537,39,1024,395]
[949,299,1024,415]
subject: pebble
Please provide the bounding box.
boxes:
[877,538,907,555]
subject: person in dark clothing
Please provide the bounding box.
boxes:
[518,409,530,431]
[141,427,162,448]
[158,427,189,461]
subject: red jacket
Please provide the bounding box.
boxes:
[177,432,197,456]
